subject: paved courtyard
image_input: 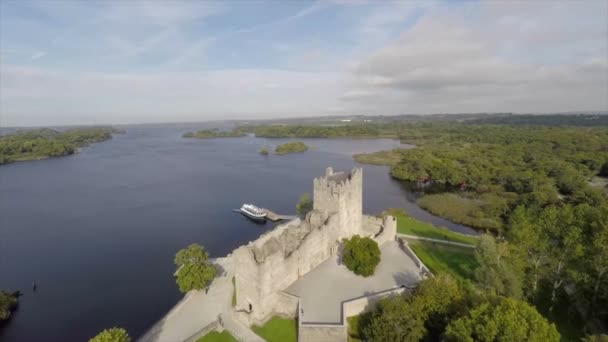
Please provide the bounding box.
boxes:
[284,240,423,323]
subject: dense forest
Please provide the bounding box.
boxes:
[182,129,246,139]
[244,118,608,338]
[0,127,116,165]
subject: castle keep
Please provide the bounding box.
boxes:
[141,166,418,342]
[232,167,396,325]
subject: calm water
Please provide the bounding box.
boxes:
[0,124,474,341]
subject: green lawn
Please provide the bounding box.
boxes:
[196,330,238,342]
[385,209,478,245]
[408,240,478,280]
[251,316,297,342]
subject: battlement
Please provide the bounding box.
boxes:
[313,167,362,214]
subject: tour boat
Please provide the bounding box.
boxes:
[239,204,267,221]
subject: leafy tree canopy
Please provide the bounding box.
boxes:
[174,244,217,293]
[296,193,313,217]
[0,291,18,321]
[89,327,130,342]
[342,235,381,277]
[444,297,560,342]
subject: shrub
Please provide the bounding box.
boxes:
[0,291,18,320]
[342,235,381,277]
[89,327,130,342]
[296,193,313,217]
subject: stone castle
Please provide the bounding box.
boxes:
[141,167,406,342]
[232,167,396,325]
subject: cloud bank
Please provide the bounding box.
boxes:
[0,0,606,126]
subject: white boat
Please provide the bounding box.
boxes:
[240,204,267,221]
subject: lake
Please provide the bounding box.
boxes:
[0,124,474,341]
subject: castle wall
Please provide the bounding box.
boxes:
[233,167,372,325]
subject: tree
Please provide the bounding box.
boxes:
[363,294,426,342]
[174,244,217,293]
[507,206,550,301]
[342,235,381,277]
[0,291,18,321]
[474,234,524,299]
[89,327,130,342]
[444,297,560,342]
[363,275,466,341]
[583,203,608,317]
[541,205,584,313]
[296,193,313,217]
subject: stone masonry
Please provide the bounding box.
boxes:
[232,167,396,326]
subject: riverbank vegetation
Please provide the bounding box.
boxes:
[274,141,308,155]
[89,327,130,342]
[0,127,115,165]
[353,149,406,166]
[251,316,297,342]
[0,291,18,321]
[342,235,381,277]
[183,129,246,139]
[241,124,396,139]
[259,146,269,155]
[174,244,217,293]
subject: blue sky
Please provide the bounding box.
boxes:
[1,0,606,126]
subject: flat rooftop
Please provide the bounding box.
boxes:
[284,240,423,324]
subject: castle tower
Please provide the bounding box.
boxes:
[313,167,363,236]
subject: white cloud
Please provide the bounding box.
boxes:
[29,51,47,61]
[343,1,608,114]
[0,65,346,126]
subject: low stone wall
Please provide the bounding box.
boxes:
[373,215,397,246]
[342,286,407,318]
[298,324,347,342]
[398,238,432,276]
[275,291,299,318]
[183,320,219,342]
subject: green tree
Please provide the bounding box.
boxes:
[363,275,466,341]
[474,234,524,299]
[296,193,313,217]
[541,205,585,313]
[89,327,130,342]
[363,294,426,342]
[507,206,550,301]
[444,297,560,342]
[0,291,18,321]
[342,235,381,277]
[174,244,217,293]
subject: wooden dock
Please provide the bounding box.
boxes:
[261,208,297,222]
[232,208,296,222]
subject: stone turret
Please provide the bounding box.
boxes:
[313,167,363,236]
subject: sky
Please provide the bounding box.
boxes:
[0,0,607,127]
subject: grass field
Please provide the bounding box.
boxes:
[251,316,297,342]
[196,330,238,342]
[385,209,478,245]
[408,240,478,280]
